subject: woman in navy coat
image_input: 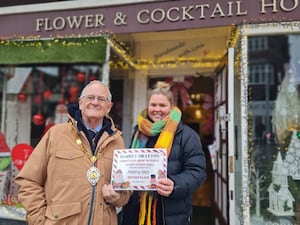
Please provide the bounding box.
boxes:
[121,81,206,225]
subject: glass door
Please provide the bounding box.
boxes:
[212,48,235,225]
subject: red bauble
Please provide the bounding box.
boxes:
[34,95,42,104]
[76,72,86,83]
[89,75,97,81]
[32,114,45,126]
[18,93,27,102]
[69,96,77,103]
[69,85,79,97]
[44,90,52,99]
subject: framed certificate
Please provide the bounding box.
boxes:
[111,148,167,190]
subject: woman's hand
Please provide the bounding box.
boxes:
[156,178,174,197]
[102,184,120,203]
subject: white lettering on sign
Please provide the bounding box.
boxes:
[261,0,299,13]
[137,2,247,24]
[34,1,299,32]
[36,14,105,31]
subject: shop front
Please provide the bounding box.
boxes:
[1,0,300,224]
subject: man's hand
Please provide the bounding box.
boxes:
[102,184,121,203]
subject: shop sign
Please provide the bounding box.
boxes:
[0,0,300,39]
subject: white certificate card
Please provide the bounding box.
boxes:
[111,148,167,190]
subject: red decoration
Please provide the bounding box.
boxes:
[44,90,52,99]
[34,95,42,104]
[77,72,86,83]
[32,113,45,126]
[69,85,79,97]
[202,94,213,110]
[166,77,194,108]
[69,96,77,103]
[11,143,34,171]
[69,85,79,103]
[17,93,27,102]
[89,74,97,81]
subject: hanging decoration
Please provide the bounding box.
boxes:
[53,66,68,123]
[76,72,86,83]
[32,113,45,126]
[34,95,42,104]
[43,89,52,100]
[166,76,194,109]
[17,77,30,103]
[68,84,80,103]
[17,92,27,102]
[32,70,45,126]
[89,74,97,81]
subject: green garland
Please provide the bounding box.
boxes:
[0,37,107,65]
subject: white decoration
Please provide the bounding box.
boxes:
[268,152,295,216]
[284,130,300,180]
[272,66,300,142]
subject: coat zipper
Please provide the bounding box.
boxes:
[87,185,96,225]
[86,130,118,225]
[87,138,97,225]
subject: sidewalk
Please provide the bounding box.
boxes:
[0,206,26,225]
[0,219,27,225]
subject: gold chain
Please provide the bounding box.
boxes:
[69,120,101,163]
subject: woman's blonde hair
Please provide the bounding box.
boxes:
[148,81,174,105]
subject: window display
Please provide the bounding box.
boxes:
[249,34,300,225]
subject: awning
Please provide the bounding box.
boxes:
[0,36,107,65]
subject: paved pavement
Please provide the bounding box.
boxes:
[0,219,27,225]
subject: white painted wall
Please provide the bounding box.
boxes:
[133,70,148,124]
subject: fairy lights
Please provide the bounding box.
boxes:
[0,35,107,64]
[0,25,240,71]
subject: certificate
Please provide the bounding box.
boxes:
[111,148,167,190]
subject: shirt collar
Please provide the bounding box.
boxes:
[83,121,103,133]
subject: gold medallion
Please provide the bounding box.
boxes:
[87,166,100,185]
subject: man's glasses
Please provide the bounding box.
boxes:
[82,95,110,103]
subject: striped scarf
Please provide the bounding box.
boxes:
[131,107,181,225]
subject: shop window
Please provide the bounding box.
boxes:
[249,64,274,85]
[248,36,268,52]
[28,64,102,146]
[248,34,300,225]
[0,74,3,130]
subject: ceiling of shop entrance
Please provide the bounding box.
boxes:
[114,26,233,76]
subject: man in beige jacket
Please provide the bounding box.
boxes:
[16,80,130,225]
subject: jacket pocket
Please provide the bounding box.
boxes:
[45,202,81,225]
[55,150,84,180]
[55,150,83,160]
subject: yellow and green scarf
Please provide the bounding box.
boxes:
[131,107,182,225]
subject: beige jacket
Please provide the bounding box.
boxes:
[16,116,130,225]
